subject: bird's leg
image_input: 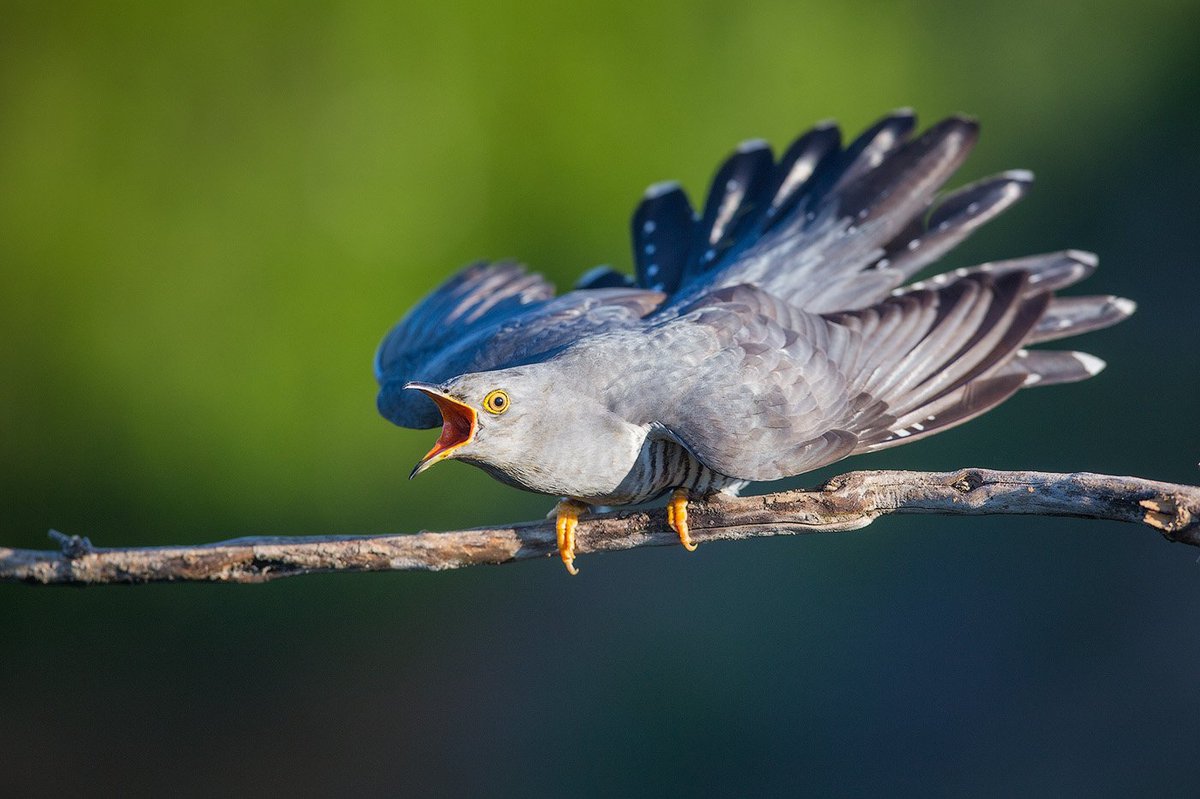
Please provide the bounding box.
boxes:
[667,488,697,552]
[554,498,589,575]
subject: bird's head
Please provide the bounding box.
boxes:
[403,362,642,499]
[404,368,555,482]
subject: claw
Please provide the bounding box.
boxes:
[667,488,697,551]
[554,499,588,574]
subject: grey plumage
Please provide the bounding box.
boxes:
[376,261,661,428]
[377,112,1134,515]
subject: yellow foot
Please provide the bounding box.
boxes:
[667,488,697,552]
[555,499,589,575]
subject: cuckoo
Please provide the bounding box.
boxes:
[375,111,1134,573]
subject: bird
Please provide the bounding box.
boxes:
[375,110,1134,574]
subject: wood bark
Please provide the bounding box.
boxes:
[3,468,1197,586]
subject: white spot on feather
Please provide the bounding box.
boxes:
[643,220,656,234]
[1111,297,1137,316]
[1067,249,1099,267]
[1072,352,1107,376]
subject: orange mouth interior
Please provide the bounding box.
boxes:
[421,392,477,461]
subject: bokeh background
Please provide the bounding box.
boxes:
[2,1,1198,795]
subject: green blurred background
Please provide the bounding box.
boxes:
[2,1,1198,795]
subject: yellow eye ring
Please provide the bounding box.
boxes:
[482,389,510,415]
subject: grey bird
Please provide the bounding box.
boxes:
[376,112,1134,573]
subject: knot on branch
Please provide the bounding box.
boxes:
[948,469,986,494]
[48,530,94,559]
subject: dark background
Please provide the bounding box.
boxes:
[2,1,1198,796]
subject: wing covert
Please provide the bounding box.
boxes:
[374,260,553,383]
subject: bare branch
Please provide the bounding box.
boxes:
[3,468,1198,586]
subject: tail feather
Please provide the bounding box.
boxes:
[746,116,980,312]
[1029,295,1136,343]
[689,140,778,278]
[630,113,1132,397]
[876,171,1032,282]
[637,111,991,313]
[826,110,917,196]
[1000,349,1108,387]
[835,116,979,245]
[631,181,695,293]
[899,250,1098,295]
[763,123,843,229]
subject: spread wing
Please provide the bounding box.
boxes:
[635,273,1103,482]
[374,260,553,383]
[378,113,1133,435]
[376,261,663,428]
[633,111,1037,315]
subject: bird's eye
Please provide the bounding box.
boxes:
[482,389,509,415]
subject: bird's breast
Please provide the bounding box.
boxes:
[600,435,745,505]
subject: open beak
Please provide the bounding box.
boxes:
[405,382,478,479]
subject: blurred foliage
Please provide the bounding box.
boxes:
[1,1,1198,795]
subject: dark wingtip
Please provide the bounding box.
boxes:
[931,114,981,143]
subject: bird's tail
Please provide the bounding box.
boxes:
[626,110,1135,343]
[631,111,1046,314]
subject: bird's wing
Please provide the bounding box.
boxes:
[374,260,555,383]
[434,286,665,376]
[638,273,1071,482]
[629,285,862,481]
[636,111,1036,315]
[376,260,664,427]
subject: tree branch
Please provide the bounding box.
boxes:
[3,468,1198,586]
